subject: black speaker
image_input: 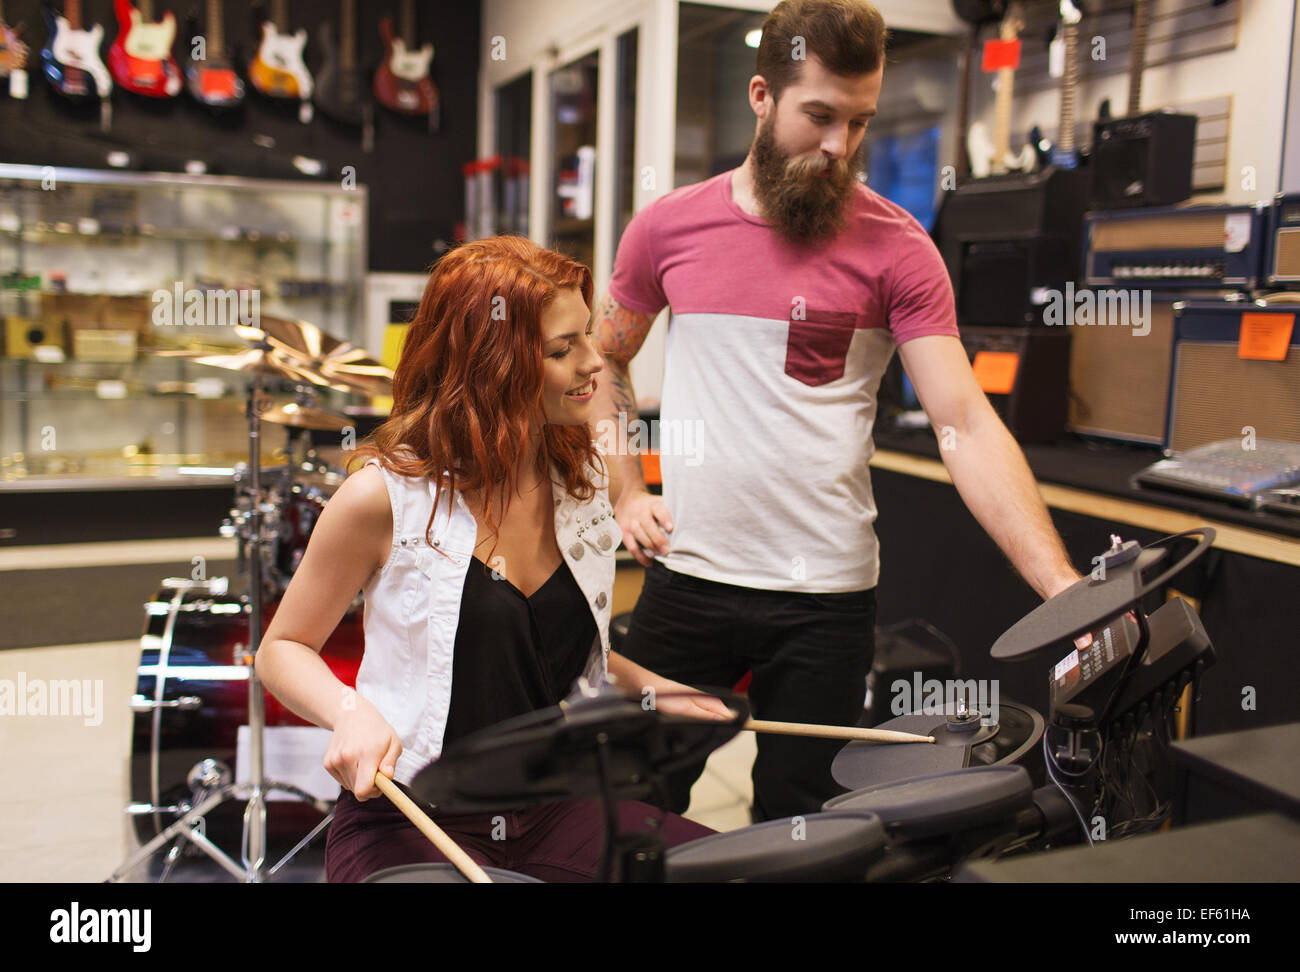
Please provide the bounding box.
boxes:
[935,166,1089,327]
[959,325,1072,443]
[1089,112,1197,210]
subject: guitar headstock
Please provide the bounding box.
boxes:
[999,1,1025,42]
[1059,0,1082,27]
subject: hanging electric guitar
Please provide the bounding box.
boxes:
[1049,0,1082,168]
[41,0,113,127]
[249,0,313,122]
[0,1,30,98]
[316,0,374,149]
[966,1,1035,178]
[373,0,438,129]
[184,0,243,108]
[1126,0,1150,116]
[108,0,181,98]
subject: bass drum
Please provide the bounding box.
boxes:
[130,577,364,846]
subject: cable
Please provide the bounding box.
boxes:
[1043,733,1094,847]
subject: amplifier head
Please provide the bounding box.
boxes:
[1267,193,1300,287]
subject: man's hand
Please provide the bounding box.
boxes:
[615,485,673,566]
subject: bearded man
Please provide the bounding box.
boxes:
[589,0,1081,821]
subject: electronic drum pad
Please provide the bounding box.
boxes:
[831,700,1045,791]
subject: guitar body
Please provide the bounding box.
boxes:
[966,122,1036,178]
[249,21,312,100]
[41,9,112,99]
[373,17,435,115]
[314,21,366,126]
[107,1,180,97]
[185,50,243,107]
[0,17,28,75]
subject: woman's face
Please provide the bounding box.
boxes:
[539,287,603,426]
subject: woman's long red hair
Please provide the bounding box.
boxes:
[348,235,600,550]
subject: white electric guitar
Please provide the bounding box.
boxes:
[41,0,113,127]
[966,1,1035,178]
[373,0,438,120]
[249,0,314,121]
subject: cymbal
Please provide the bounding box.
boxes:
[244,315,394,395]
[260,402,351,431]
[154,347,348,390]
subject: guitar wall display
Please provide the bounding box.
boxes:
[41,0,114,128]
[316,0,374,150]
[184,0,244,109]
[0,0,30,98]
[249,0,314,122]
[966,1,1035,178]
[107,0,181,98]
[373,0,438,131]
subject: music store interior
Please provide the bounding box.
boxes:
[0,0,1298,887]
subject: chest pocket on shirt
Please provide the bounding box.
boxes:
[784,309,862,386]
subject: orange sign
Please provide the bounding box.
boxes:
[982,38,1022,72]
[1238,311,1294,361]
[972,351,1020,395]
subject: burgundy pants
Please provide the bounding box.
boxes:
[325,787,716,883]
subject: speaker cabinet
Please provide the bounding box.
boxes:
[960,325,1072,443]
[1068,298,1177,444]
[1090,112,1197,210]
[1167,302,1300,452]
[1267,193,1300,288]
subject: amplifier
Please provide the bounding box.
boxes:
[1068,295,1178,444]
[1089,112,1197,210]
[1166,301,1300,453]
[960,325,1072,443]
[1084,204,1269,291]
[1266,193,1300,288]
[936,166,1089,327]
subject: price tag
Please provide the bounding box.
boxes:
[972,351,1020,395]
[982,38,1022,72]
[1238,312,1293,361]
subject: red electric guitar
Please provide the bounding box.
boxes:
[184,0,243,108]
[0,1,30,98]
[108,0,181,98]
[373,0,439,129]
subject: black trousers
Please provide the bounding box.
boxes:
[622,560,876,822]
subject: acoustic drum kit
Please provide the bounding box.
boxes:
[110,316,391,882]
[107,312,1220,884]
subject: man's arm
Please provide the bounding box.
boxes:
[589,292,672,566]
[896,334,1080,600]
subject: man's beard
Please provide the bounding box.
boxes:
[749,113,865,245]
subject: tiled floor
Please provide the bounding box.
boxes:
[0,638,758,883]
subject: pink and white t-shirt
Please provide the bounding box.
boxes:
[609,169,958,593]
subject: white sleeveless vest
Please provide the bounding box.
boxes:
[358,457,616,784]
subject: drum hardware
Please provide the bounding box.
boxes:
[112,337,342,883]
[410,681,752,883]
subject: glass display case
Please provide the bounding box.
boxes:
[0,165,367,483]
[549,51,599,271]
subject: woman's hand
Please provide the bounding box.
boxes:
[650,677,735,722]
[324,696,403,801]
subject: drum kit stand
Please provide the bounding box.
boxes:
[110,318,393,883]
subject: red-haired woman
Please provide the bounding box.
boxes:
[255,236,729,882]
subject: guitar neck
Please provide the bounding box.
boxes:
[401,0,416,48]
[991,3,1023,172]
[272,0,288,32]
[1128,0,1150,116]
[140,0,154,20]
[207,0,225,57]
[340,0,355,69]
[1059,22,1078,154]
[65,0,83,30]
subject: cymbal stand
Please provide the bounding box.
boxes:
[111,355,334,882]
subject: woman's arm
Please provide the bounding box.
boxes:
[254,462,401,797]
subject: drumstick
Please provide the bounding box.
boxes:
[744,719,934,744]
[373,773,494,884]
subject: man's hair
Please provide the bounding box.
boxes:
[756,0,888,103]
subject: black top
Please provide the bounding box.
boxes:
[441,555,597,747]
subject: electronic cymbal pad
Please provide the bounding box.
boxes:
[831,700,1045,791]
[990,529,1215,661]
